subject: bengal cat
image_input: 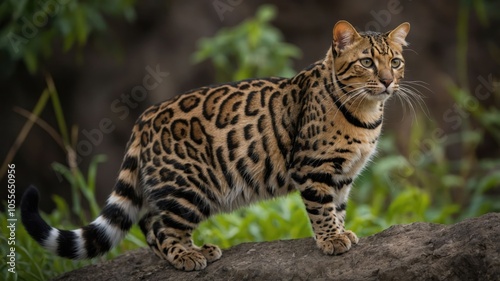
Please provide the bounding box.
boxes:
[21,20,411,271]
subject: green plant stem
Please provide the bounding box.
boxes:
[46,75,71,146]
[0,89,51,180]
[13,106,66,151]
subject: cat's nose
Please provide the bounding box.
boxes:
[380,78,393,88]
[379,69,393,88]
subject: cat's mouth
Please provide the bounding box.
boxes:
[364,88,392,101]
[373,90,390,95]
[369,88,391,96]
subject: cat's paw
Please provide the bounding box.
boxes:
[168,250,208,271]
[316,230,359,255]
[157,240,208,271]
[199,243,222,263]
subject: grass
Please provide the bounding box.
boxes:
[193,192,312,249]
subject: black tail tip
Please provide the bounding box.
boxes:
[21,185,40,215]
[21,185,52,243]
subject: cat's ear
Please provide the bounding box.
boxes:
[387,22,410,46]
[333,20,361,51]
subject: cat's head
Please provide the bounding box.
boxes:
[331,20,410,101]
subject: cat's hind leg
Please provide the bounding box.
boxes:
[144,210,221,271]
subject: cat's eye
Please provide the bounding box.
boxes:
[360,58,374,68]
[391,58,402,68]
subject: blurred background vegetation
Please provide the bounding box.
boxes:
[1,1,499,280]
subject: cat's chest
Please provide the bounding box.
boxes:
[324,132,379,175]
[293,122,381,177]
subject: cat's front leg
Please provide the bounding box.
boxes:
[298,181,359,255]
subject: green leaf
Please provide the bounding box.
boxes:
[52,194,70,215]
[74,6,88,45]
[441,175,464,188]
[388,186,430,223]
[192,4,300,82]
[477,172,500,193]
[12,0,28,20]
[86,7,107,31]
[123,6,136,22]
[256,5,277,22]
[23,49,37,73]
[47,77,70,145]
[473,0,489,26]
[63,31,76,51]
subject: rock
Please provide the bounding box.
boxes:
[54,213,500,281]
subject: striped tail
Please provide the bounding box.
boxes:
[20,132,142,259]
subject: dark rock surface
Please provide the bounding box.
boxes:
[54,213,500,281]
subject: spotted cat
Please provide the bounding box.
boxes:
[21,21,410,271]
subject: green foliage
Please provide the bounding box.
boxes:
[51,155,106,222]
[0,0,136,75]
[193,193,312,249]
[192,5,301,82]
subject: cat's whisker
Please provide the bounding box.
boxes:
[402,80,430,86]
[394,92,408,122]
[350,89,371,116]
[397,83,431,119]
[400,81,431,96]
[397,85,431,123]
[328,87,368,119]
[396,88,419,123]
[317,82,368,119]
[400,81,433,103]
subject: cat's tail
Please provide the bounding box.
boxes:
[21,129,143,259]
